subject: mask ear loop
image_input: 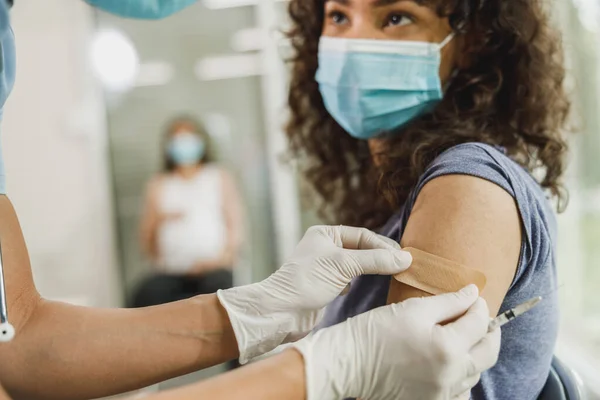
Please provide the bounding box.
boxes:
[439,32,456,50]
[438,32,459,92]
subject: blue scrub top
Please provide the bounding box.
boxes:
[85,0,196,19]
[0,0,15,195]
[0,0,195,194]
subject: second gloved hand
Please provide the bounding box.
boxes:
[295,285,502,400]
[217,225,412,364]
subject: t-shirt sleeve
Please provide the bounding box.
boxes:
[413,143,515,198]
[404,142,552,288]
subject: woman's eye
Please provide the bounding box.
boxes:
[329,11,348,25]
[386,13,413,28]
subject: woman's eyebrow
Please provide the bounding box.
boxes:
[324,0,416,7]
[372,0,415,7]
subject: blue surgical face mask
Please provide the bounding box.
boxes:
[85,0,196,20]
[168,133,206,166]
[316,34,454,140]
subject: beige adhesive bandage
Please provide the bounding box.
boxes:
[393,247,487,295]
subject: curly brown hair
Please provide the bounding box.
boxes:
[286,0,571,229]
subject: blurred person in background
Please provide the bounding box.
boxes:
[135,116,244,308]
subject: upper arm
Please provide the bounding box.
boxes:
[395,175,522,316]
[219,169,243,227]
[142,177,162,218]
[139,178,162,251]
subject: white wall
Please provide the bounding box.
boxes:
[2,0,122,307]
[254,1,302,263]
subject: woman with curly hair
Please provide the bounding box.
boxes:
[286,0,571,398]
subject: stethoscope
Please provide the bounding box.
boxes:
[0,242,15,342]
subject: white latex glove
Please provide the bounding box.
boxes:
[217,225,412,364]
[294,285,502,400]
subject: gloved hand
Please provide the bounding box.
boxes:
[217,225,412,364]
[294,285,501,400]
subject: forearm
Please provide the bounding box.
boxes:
[222,170,244,261]
[137,350,306,400]
[216,229,239,269]
[140,221,160,261]
[139,182,161,261]
[3,295,237,400]
[226,219,243,260]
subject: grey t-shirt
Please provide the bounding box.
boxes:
[319,142,559,400]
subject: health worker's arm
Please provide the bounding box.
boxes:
[1,195,411,400]
[0,196,239,400]
[0,350,307,400]
[135,286,500,400]
[128,350,307,400]
[0,285,501,400]
[388,175,522,316]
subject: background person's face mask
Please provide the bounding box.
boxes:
[316,33,454,140]
[168,133,205,166]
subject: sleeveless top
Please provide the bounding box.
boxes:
[156,166,227,274]
[319,143,559,400]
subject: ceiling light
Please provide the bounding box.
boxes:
[91,30,139,92]
[195,54,263,81]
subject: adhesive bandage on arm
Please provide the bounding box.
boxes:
[387,247,488,311]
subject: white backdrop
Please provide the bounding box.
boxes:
[3,0,121,307]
